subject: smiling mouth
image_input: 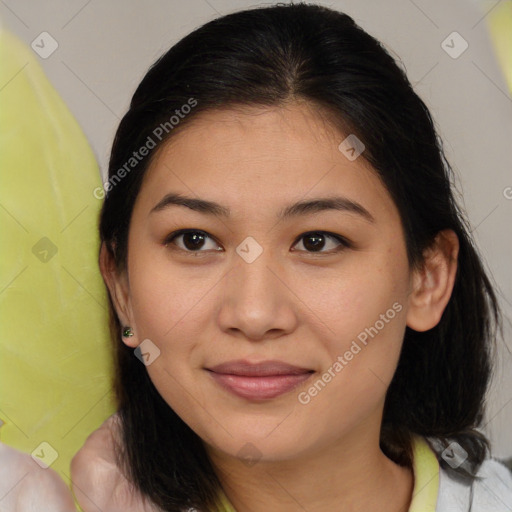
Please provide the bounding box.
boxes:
[205,359,314,400]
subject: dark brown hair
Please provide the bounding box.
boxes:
[98,3,503,510]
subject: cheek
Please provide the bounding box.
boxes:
[128,247,213,340]
[308,249,409,394]
[314,255,408,347]
[127,252,218,401]
[320,292,406,398]
[294,299,407,445]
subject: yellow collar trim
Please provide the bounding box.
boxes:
[408,435,440,511]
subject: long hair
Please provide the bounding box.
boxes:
[98,3,503,510]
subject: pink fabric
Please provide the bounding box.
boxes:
[70,414,160,512]
[0,442,75,512]
[0,414,160,512]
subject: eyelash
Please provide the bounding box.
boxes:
[163,229,352,256]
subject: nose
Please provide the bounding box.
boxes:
[216,248,299,342]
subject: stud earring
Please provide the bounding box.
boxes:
[122,326,134,338]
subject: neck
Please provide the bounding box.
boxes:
[206,416,414,512]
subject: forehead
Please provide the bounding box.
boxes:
[134,102,399,225]
[148,101,355,173]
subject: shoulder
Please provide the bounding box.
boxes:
[472,457,512,509]
[71,414,162,512]
[0,441,76,511]
[436,456,512,511]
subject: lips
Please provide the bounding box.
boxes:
[207,359,312,376]
[205,359,314,400]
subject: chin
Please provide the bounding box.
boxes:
[202,418,313,464]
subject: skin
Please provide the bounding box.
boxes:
[91,100,459,511]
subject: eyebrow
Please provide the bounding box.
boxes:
[149,192,375,223]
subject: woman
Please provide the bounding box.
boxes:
[70,3,512,511]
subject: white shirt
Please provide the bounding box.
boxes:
[409,435,512,511]
[437,456,512,511]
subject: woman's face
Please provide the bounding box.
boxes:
[118,101,416,463]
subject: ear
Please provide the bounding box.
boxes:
[406,229,459,332]
[99,242,139,348]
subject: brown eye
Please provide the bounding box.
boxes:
[292,231,351,253]
[164,230,222,252]
[163,229,351,255]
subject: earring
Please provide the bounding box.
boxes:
[122,326,134,338]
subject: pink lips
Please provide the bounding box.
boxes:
[206,359,314,400]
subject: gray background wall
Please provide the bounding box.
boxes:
[1,0,511,457]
